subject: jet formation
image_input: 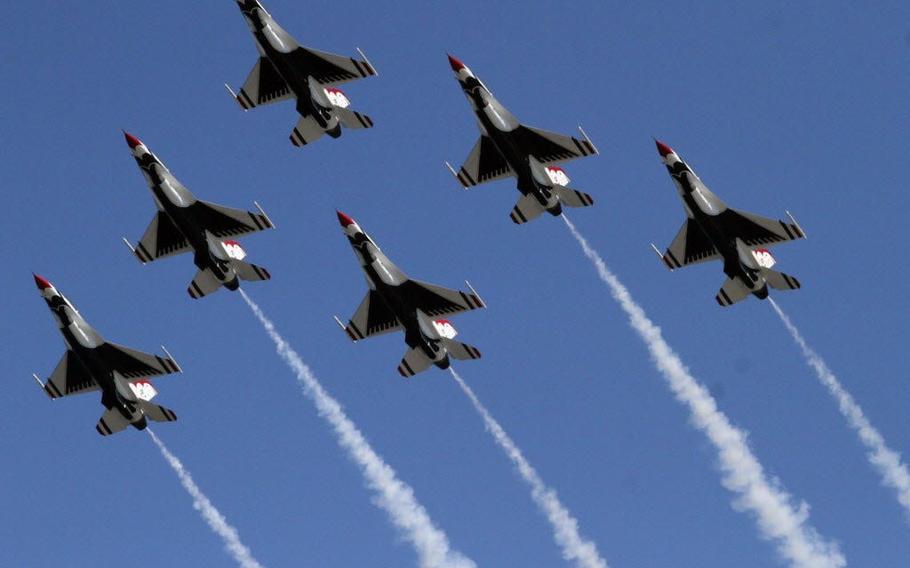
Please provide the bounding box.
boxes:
[651,140,805,306]
[122,132,275,299]
[445,55,599,224]
[31,15,810,439]
[31,275,182,436]
[333,212,485,377]
[227,0,377,147]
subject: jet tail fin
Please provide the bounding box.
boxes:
[289,115,326,147]
[715,277,752,307]
[554,186,595,209]
[234,260,272,283]
[335,107,374,130]
[397,347,433,378]
[441,339,482,361]
[139,400,178,423]
[188,267,222,300]
[510,194,546,224]
[96,407,130,437]
[764,269,801,291]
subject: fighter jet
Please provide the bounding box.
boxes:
[31,275,182,436]
[445,55,599,224]
[227,0,377,147]
[650,140,806,307]
[333,212,485,377]
[121,132,274,299]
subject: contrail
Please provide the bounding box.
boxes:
[561,215,845,568]
[239,290,476,568]
[769,298,910,518]
[450,368,608,568]
[147,429,264,568]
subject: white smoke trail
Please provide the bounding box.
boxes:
[561,215,845,568]
[147,429,264,568]
[449,368,608,568]
[239,290,476,568]
[769,298,910,518]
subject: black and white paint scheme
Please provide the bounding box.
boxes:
[333,212,485,378]
[651,140,806,307]
[228,0,377,147]
[122,133,274,299]
[31,275,182,436]
[446,55,599,224]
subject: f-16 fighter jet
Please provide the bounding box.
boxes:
[122,132,274,299]
[333,212,485,377]
[445,55,599,224]
[651,140,806,307]
[227,0,377,147]
[31,275,182,436]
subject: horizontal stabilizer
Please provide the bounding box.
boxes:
[716,277,751,307]
[441,339,482,361]
[510,194,545,224]
[554,186,594,208]
[397,346,432,378]
[335,107,374,130]
[290,115,326,147]
[765,269,801,291]
[140,401,178,423]
[235,261,271,282]
[96,408,130,437]
[188,268,221,300]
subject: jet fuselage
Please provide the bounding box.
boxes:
[38,282,147,428]
[664,157,769,298]
[342,221,451,369]
[129,139,240,290]
[237,0,339,135]
[457,72,561,215]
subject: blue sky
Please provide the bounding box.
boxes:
[3,1,909,566]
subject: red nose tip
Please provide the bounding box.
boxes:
[33,273,52,290]
[655,139,675,158]
[336,210,356,228]
[447,54,465,72]
[124,131,143,149]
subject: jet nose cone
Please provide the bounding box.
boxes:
[33,273,52,290]
[123,131,143,149]
[447,54,466,72]
[655,139,675,158]
[336,210,356,228]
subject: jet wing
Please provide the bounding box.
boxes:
[722,209,806,248]
[290,46,377,86]
[42,351,99,399]
[191,200,275,240]
[403,280,485,318]
[342,290,401,341]
[131,212,192,263]
[512,125,598,166]
[659,219,721,270]
[96,343,181,380]
[235,57,294,110]
[452,135,514,188]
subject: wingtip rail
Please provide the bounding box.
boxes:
[160,345,183,373]
[465,280,486,308]
[122,237,145,263]
[650,242,668,265]
[578,126,599,155]
[444,161,468,190]
[786,210,807,238]
[254,201,275,229]
[32,373,48,393]
[356,47,378,77]
[224,83,246,110]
